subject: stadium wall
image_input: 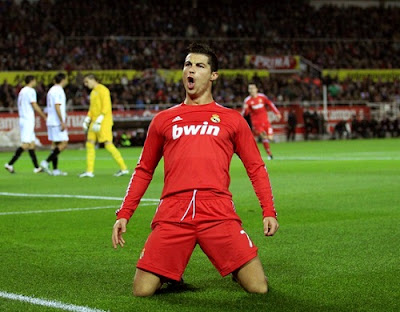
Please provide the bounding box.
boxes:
[0,106,370,146]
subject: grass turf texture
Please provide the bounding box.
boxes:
[0,139,399,312]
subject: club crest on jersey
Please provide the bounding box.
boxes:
[253,103,264,109]
[210,114,220,123]
[172,122,220,140]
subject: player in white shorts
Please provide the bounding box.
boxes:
[40,73,69,176]
[4,76,47,174]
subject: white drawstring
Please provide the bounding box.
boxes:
[192,190,197,219]
[180,189,197,221]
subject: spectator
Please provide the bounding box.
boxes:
[286,109,297,142]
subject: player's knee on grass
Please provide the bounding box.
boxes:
[233,257,268,294]
[133,283,157,297]
[233,272,268,294]
[245,276,268,294]
[132,269,162,297]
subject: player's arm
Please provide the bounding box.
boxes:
[242,99,250,116]
[112,115,164,248]
[261,94,281,120]
[31,102,47,121]
[55,104,66,131]
[92,87,112,132]
[234,114,279,236]
[100,87,112,116]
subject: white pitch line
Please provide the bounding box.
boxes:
[0,290,108,312]
[0,192,159,202]
[0,203,156,216]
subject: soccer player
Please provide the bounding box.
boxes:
[112,43,279,297]
[243,83,281,159]
[40,73,69,176]
[4,75,46,174]
[79,74,129,178]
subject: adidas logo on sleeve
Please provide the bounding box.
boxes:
[172,116,183,122]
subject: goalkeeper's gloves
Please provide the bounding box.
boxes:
[92,114,104,133]
[82,116,91,131]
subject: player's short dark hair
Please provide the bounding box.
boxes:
[187,43,219,72]
[54,73,66,84]
[84,73,98,81]
[25,75,35,84]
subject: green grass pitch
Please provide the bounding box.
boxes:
[0,138,399,312]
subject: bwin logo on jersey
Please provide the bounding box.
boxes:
[172,122,220,140]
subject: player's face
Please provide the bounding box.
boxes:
[248,84,258,97]
[83,77,95,89]
[182,53,218,97]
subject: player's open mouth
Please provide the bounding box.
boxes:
[187,77,195,89]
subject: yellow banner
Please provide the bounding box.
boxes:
[0,69,270,86]
[323,69,400,81]
[0,71,62,86]
[0,70,143,86]
[218,69,270,78]
[68,70,142,84]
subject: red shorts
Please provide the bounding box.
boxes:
[136,220,258,281]
[252,120,273,136]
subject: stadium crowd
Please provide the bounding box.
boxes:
[2,72,400,111]
[1,0,399,140]
[1,0,400,70]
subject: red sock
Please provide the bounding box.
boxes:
[262,140,272,156]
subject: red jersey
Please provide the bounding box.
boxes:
[116,101,277,221]
[243,93,280,124]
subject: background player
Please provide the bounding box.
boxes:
[40,73,69,176]
[112,43,279,297]
[243,83,282,159]
[4,75,46,174]
[79,74,129,178]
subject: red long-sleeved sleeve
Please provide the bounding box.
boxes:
[260,94,280,116]
[234,116,277,218]
[116,116,164,220]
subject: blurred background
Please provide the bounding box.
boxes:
[1,0,400,146]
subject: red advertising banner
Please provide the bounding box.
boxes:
[271,105,370,136]
[0,105,370,145]
[0,112,88,144]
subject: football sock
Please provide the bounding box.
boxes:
[28,149,39,168]
[86,141,95,173]
[52,155,58,170]
[46,147,60,162]
[105,143,127,170]
[9,147,24,165]
[262,139,272,156]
